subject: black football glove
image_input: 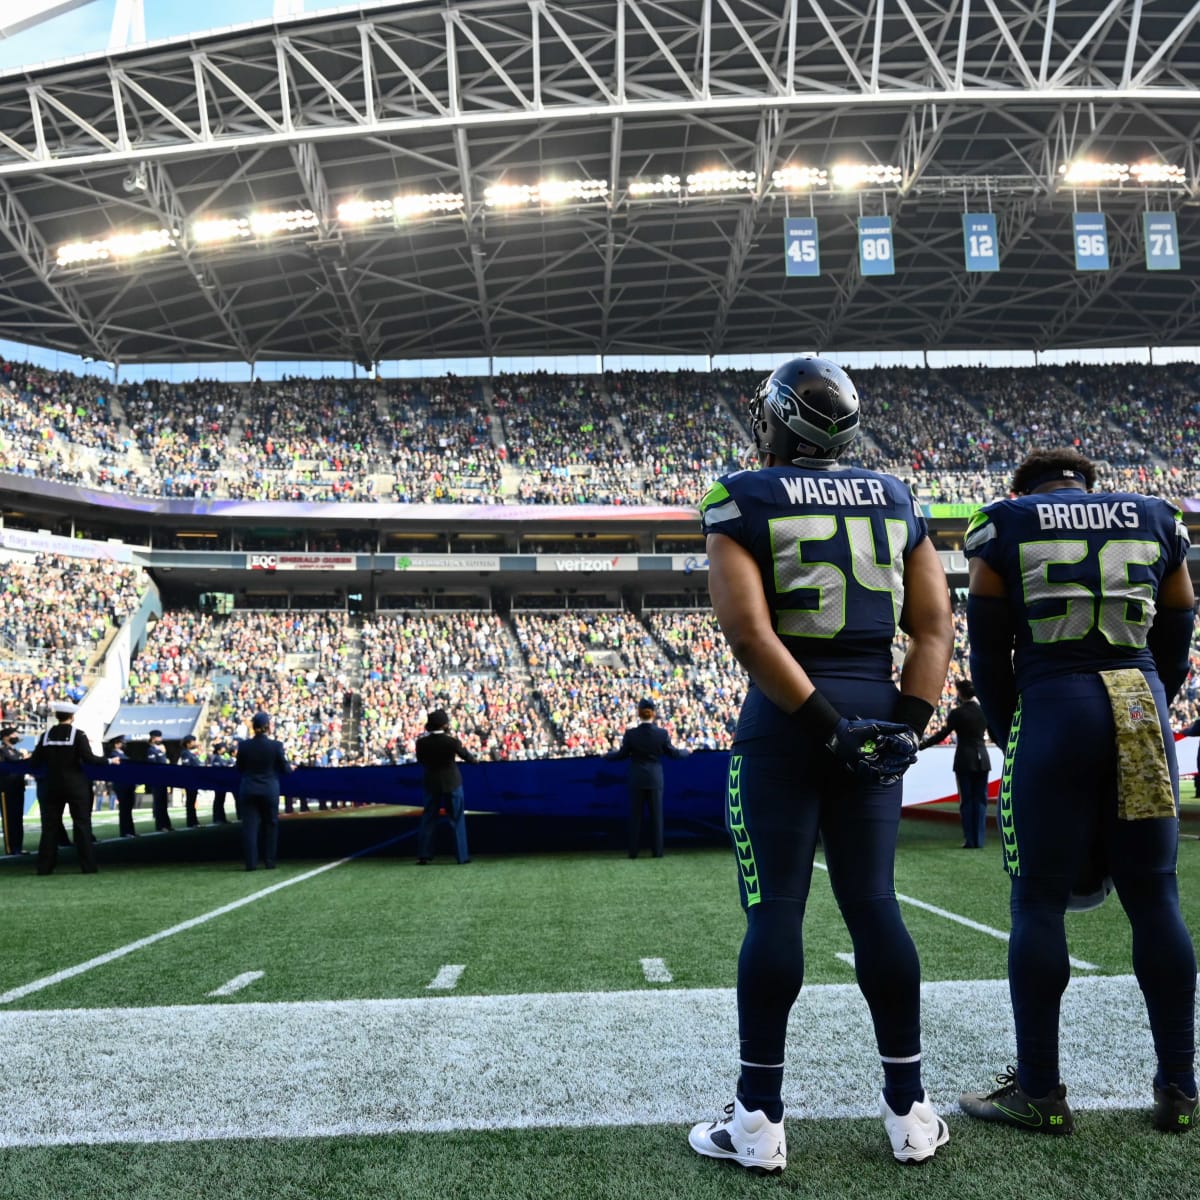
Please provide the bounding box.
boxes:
[826,719,920,786]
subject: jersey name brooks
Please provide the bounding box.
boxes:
[1034,501,1140,531]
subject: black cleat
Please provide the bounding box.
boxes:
[1153,1083,1198,1134]
[959,1067,1074,1134]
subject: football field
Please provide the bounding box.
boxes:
[1,812,1196,1200]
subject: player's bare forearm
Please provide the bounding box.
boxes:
[898,538,954,707]
[707,532,816,714]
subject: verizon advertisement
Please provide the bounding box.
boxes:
[247,553,355,572]
[535,554,639,572]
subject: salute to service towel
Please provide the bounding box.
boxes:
[1100,668,1176,821]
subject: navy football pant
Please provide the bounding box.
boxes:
[729,681,922,1079]
[1002,675,1196,1092]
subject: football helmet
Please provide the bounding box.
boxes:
[748,356,860,465]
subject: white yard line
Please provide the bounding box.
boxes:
[640,957,673,983]
[0,975,1180,1148]
[207,971,264,998]
[427,965,465,991]
[835,952,856,968]
[812,860,1099,971]
[0,834,407,1006]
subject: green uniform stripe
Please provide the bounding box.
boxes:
[700,481,731,512]
[727,754,760,907]
[999,699,1022,877]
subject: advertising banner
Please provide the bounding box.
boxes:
[247,553,355,571]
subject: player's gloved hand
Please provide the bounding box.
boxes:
[827,718,919,785]
[796,691,917,786]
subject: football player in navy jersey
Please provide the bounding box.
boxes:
[960,447,1197,1135]
[688,356,954,1173]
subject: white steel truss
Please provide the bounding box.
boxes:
[0,1,1195,179]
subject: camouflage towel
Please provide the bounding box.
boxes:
[1099,668,1176,821]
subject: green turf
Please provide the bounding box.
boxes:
[0,1115,1195,1200]
[1,813,1197,1200]
[3,819,1197,1010]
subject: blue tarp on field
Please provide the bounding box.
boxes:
[0,751,731,826]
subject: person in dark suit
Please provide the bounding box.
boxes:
[27,703,112,875]
[414,708,476,865]
[605,697,690,858]
[107,734,139,838]
[236,711,292,871]
[919,678,992,848]
[179,734,202,827]
[0,725,28,855]
[208,741,235,823]
[146,729,172,831]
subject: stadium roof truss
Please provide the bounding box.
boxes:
[0,0,1197,364]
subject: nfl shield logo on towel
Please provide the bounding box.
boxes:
[1128,700,1145,723]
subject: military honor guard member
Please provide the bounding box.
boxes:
[1,724,28,855]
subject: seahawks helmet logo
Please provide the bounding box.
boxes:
[765,376,859,454]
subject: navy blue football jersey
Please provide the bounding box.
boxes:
[964,488,1189,689]
[699,465,927,681]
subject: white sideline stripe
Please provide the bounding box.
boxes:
[812,861,1100,972]
[0,834,407,1006]
[835,952,856,968]
[0,974,1191,1148]
[207,972,264,998]
[640,957,672,983]
[427,965,465,991]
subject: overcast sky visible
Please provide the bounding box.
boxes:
[0,1,346,72]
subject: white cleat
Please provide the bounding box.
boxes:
[688,1098,787,1174]
[881,1090,950,1164]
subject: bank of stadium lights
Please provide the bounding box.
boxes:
[336,193,465,225]
[56,227,175,267]
[1059,161,1186,187]
[627,164,899,198]
[771,166,829,190]
[830,163,903,189]
[482,178,609,207]
[192,209,319,244]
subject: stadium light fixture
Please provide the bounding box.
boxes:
[771,166,828,191]
[483,179,609,208]
[56,226,175,267]
[686,169,757,195]
[628,174,682,197]
[337,197,395,224]
[1059,161,1186,187]
[193,209,319,244]
[831,163,903,189]
[393,192,465,219]
[337,193,465,225]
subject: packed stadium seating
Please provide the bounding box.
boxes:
[0,553,146,726]
[5,357,1200,505]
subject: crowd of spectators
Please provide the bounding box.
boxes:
[495,374,633,504]
[606,371,748,505]
[5,358,1200,505]
[385,378,504,503]
[0,360,132,489]
[0,551,145,725]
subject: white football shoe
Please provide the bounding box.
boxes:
[688,1098,787,1173]
[881,1090,950,1164]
